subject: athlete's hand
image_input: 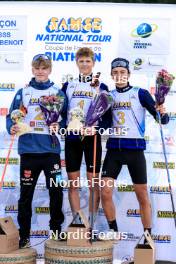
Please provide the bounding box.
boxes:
[49,122,59,134]
[90,72,101,93]
[10,124,20,135]
[156,104,166,115]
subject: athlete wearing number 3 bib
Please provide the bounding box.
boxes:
[101,58,169,239]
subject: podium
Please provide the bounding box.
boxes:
[45,239,114,264]
[0,248,37,264]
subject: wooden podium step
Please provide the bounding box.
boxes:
[45,239,114,264]
[0,248,37,264]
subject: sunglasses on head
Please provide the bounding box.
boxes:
[32,54,51,62]
[111,59,129,69]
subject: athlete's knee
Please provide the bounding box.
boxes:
[136,188,150,206]
[101,185,113,201]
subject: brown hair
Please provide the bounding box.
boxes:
[32,58,52,69]
[75,47,95,62]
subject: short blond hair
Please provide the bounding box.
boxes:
[76,47,95,62]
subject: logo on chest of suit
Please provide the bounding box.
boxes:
[72,90,93,98]
[130,94,136,99]
[113,101,131,109]
[29,97,39,105]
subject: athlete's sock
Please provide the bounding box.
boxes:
[108,219,118,231]
[144,227,152,244]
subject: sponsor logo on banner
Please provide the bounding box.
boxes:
[131,55,165,73]
[0,108,8,116]
[157,211,176,218]
[64,209,73,216]
[35,207,50,214]
[35,17,112,62]
[0,157,19,164]
[168,90,176,96]
[150,186,170,194]
[0,83,15,91]
[0,16,27,50]
[121,256,134,262]
[124,232,140,241]
[0,53,23,71]
[5,205,18,213]
[117,185,134,192]
[97,208,105,216]
[152,234,171,243]
[153,162,175,169]
[131,22,157,50]
[119,18,169,55]
[127,209,140,217]
[132,57,145,70]
[36,182,46,190]
[168,112,176,120]
[30,230,49,238]
[131,23,158,38]
[2,181,16,189]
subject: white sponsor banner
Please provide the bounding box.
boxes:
[120,54,167,74]
[119,18,170,55]
[0,2,176,262]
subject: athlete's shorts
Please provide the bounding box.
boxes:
[65,134,102,173]
[101,149,147,184]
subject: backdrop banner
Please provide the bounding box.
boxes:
[0,2,176,263]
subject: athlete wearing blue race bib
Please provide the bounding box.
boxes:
[6,54,67,248]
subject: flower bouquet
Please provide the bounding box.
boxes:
[11,106,32,136]
[155,69,175,105]
[155,70,176,229]
[67,106,85,132]
[39,94,65,147]
[85,91,112,127]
